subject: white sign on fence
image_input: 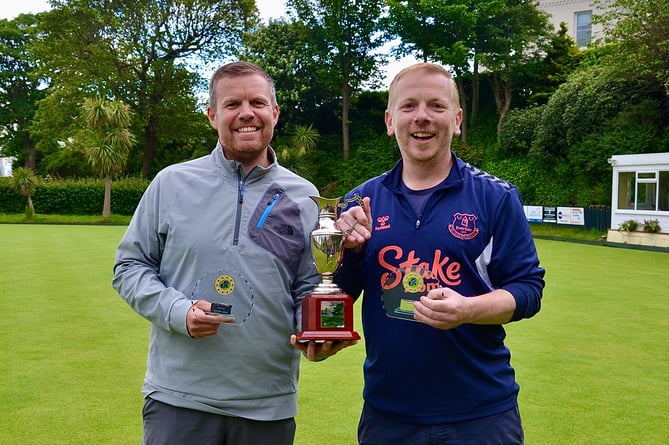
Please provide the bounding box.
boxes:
[557,207,585,225]
[524,206,544,223]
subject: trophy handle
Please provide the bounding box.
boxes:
[310,193,364,220]
[337,193,364,210]
[336,194,364,237]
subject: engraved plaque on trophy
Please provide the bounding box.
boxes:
[295,195,362,341]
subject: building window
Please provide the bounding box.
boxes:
[617,172,635,210]
[618,170,669,212]
[660,171,669,211]
[637,172,656,211]
[575,11,592,47]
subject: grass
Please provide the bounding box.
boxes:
[1,225,146,444]
[529,222,607,241]
[0,212,131,225]
[1,224,668,444]
[507,240,669,444]
[0,212,607,240]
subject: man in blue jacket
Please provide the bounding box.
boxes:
[327,63,545,444]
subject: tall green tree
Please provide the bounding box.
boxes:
[385,0,478,68]
[79,98,135,218]
[513,22,583,108]
[594,0,669,95]
[385,0,475,142]
[0,14,46,170]
[31,0,256,177]
[286,0,387,160]
[475,0,551,133]
[385,0,551,137]
[241,19,325,133]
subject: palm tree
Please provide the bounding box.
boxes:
[277,124,320,179]
[80,98,136,218]
[293,124,320,155]
[10,167,39,219]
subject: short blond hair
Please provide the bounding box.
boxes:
[387,62,460,109]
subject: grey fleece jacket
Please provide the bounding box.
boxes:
[112,143,320,420]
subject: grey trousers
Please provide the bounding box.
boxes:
[141,397,296,445]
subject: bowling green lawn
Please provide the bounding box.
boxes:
[1,224,667,444]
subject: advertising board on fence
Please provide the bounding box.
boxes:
[524,206,543,223]
[543,206,557,223]
[524,205,606,228]
[557,207,585,225]
[523,206,585,226]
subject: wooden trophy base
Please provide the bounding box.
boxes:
[295,292,360,341]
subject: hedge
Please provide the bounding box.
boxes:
[0,177,149,216]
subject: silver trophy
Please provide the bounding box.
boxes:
[295,194,363,341]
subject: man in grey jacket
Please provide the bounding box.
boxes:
[113,62,321,445]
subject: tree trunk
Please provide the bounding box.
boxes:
[342,83,350,161]
[141,114,159,178]
[492,73,512,135]
[455,78,468,145]
[26,195,35,219]
[23,132,36,170]
[103,174,112,218]
[471,56,479,122]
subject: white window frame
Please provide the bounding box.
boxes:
[575,10,592,48]
[616,169,669,213]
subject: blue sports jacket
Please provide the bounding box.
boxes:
[335,154,545,424]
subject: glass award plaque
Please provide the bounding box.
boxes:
[382,265,439,321]
[190,268,254,325]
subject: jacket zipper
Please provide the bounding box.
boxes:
[257,193,281,228]
[234,173,245,245]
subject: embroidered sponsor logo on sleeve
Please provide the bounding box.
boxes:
[448,213,479,240]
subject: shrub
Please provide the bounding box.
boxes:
[531,65,629,164]
[642,218,661,233]
[0,177,27,213]
[498,105,545,159]
[618,219,638,232]
[0,177,149,216]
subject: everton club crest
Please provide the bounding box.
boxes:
[448,212,479,240]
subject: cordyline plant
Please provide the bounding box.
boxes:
[78,98,136,218]
[9,166,39,219]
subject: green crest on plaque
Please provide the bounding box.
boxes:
[402,270,424,293]
[215,274,235,295]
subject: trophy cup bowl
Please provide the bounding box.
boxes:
[295,195,361,341]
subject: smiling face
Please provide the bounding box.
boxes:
[385,66,462,168]
[207,72,279,171]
